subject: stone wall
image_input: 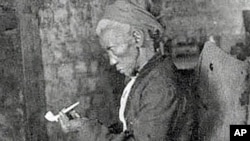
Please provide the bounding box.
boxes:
[39,0,124,140]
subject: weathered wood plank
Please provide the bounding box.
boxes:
[197,42,250,141]
[17,0,48,140]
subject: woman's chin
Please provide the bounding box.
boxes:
[117,69,133,77]
[119,70,128,76]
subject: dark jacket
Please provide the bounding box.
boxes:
[78,54,194,141]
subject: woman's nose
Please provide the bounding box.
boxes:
[109,56,118,65]
[107,51,118,65]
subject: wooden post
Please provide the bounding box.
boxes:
[243,10,250,46]
[17,0,48,140]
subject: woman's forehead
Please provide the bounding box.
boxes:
[100,28,129,46]
[104,26,129,37]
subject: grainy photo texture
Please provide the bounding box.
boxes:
[1,0,250,141]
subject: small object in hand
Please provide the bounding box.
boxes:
[44,111,60,122]
[44,102,80,122]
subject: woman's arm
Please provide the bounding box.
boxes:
[58,112,126,141]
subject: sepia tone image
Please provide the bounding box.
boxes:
[0,0,250,140]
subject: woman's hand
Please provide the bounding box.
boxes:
[58,110,87,133]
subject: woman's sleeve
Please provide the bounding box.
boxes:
[77,119,128,141]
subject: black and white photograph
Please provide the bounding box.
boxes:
[0,0,250,140]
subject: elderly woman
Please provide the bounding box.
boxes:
[58,0,194,140]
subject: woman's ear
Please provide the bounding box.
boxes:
[131,28,144,48]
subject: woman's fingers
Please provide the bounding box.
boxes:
[58,112,86,133]
[58,112,71,133]
[69,110,81,119]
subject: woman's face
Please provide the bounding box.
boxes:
[99,27,139,77]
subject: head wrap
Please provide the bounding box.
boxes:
[100,0,163,36]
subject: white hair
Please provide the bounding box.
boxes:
[96,19,154,51]
[96,19,131,36]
